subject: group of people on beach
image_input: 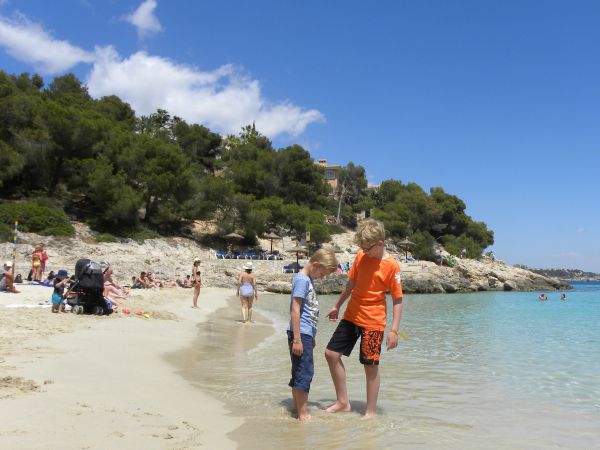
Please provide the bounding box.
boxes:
[131,271,179,289]
[286,219,404,421]
[48,260,131,313]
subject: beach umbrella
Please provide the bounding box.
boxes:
[263,232,282,253]
[222,232,244,240]
[222,232,244,253]
[286,245,307,265]
[397,238,415,259]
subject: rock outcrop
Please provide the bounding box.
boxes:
[6,223,570,296]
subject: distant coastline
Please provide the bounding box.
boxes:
[514,266,600,283]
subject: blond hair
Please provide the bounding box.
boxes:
[354,219,385,247]
[309,248,338,274]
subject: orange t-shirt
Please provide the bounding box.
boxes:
[342,251,403,331]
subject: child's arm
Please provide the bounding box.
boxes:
[386,297,403,350]
[290,297,304,355]
[326,279,354,321]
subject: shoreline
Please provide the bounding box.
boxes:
[167,293,280,447]
[0,285,243,449]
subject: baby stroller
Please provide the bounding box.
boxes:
[66,258,112,315]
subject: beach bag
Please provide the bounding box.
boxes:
[15,274,22,284]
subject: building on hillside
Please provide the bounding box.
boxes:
[315,159,341,191]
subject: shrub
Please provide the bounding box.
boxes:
[128,229,160,242]
[441,234,482,259]
[327,223,346,235]
[95,233,118,243]
[410,231,437,261]
[0,201,74,236]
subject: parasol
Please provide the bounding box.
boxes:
[286,245,307,265]
[397,238,415,260]
[263,232,282,253]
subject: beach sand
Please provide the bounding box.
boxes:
[0,284,248,449]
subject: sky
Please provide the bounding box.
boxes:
[0,0,599,272]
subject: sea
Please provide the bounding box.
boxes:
[181,282,600,449]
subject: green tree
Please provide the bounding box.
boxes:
[335,162,368,225]
[0,141,25,188]
[171,117,222,174]
[273,145,329,208]
[79,157,143,230]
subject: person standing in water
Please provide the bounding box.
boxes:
[191,258,202,308]
[237,262,257,323]
[324,219,404,419]
[287,248,338,421]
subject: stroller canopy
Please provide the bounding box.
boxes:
[74,258,104,290]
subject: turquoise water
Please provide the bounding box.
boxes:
[188,284,600,449]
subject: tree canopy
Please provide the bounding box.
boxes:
[0,71,493,258]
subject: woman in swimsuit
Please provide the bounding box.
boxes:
[191,258,202,308]
[237,262,257,323]
[31,245,43,282]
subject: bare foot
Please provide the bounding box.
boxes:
[191,305,199,309]
[361,412,376,420]
[325,401,351,413]
[298,414,312,422]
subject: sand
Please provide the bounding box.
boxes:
[0,284,246,449]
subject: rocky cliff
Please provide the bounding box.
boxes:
[5,223,569,295]
[263,258,570,295]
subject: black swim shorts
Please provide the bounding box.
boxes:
[326,319,384,366]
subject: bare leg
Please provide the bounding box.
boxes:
[192,285,200,308]
[247,297,254,322]
[292,388,311,421]
[324,349,351,413]
[363,364,380,418]
[240,296,248,322]
[5,274,20,293]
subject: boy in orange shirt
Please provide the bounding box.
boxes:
[325,219,404,418]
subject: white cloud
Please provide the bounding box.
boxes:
[0,14,94,74]
[87,47,324,138]
[125,0,163,39]
[0,11,323,138]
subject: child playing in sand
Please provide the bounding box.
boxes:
[51,269,69,313]
[325,219,404,418]
[287,248,338,421]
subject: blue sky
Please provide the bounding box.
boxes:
[1,0,599,272]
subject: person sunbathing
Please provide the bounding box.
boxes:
[146,272,163,288]
[0,261,20,293]
[102,260,129,298]
[136,272,150,288]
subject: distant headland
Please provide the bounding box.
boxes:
[514,266,600,282]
